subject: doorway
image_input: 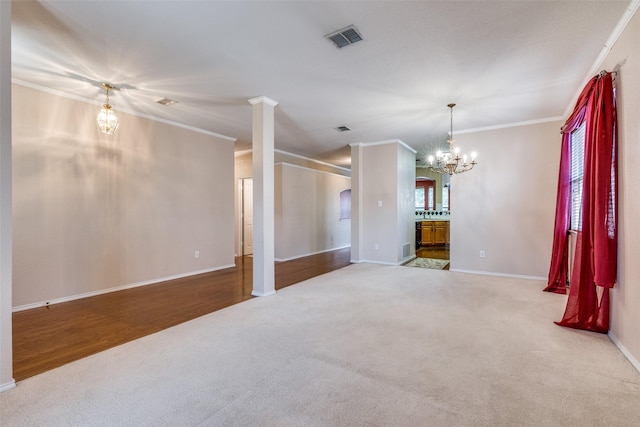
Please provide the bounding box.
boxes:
[415,177,450,264]
[240,178,253,256]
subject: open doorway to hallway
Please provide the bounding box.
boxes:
[240,177,253,256]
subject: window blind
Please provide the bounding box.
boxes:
[570,123,585,231]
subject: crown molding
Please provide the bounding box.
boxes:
[274,149,351,172]
[563,0,640,118]
[248,96,278,107]
[11,79,238,142]
[455,116,563,135]
[350,139,417,154]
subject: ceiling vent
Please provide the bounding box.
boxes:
[325,25,363,49]
[336,125,351,132]
[155,97,178,106]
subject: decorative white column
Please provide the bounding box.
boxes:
[249,96,278,297]
[0,0,15,392]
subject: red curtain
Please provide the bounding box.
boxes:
[544,133,571,294]
[553,72,617,333]
[544,75,598,293]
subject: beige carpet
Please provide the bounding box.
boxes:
[2,264,639,426]
[404,257,449,270]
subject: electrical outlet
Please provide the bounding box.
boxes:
[374,243,379,250]
[479,250,486,258]
[195,250,200,259]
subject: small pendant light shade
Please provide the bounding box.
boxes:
[97,83,119,135]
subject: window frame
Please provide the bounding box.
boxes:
[570,122,586,231]
[415,179,436,210]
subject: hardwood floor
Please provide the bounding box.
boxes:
[416,244,450,270]
[12,248,351,382]
[416,244,449,260]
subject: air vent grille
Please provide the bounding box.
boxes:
[336,125,351,132]
[325,25,363,49]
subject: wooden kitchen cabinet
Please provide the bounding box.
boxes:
[421,221,449,246]
[421,222,433,245]
[434,222,447,244]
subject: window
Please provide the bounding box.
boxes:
[570,122,585,231]
[442,185,449,211]
[339,189,351,220]
[415,187,425,209]
[415,180,435,210]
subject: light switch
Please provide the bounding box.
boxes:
[377,200,382,207]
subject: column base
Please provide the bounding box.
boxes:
[251,289,276,297]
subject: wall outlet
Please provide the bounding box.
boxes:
[374,243,379,250]
[479,250,486,258]
[377,200,382,207]
[194,250,200,259]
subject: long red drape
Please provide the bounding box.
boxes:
[543,130,571,294]
[548,72,617,333]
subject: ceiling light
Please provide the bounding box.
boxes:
[426,104,477,175]
[155,97,178,106]
[325,25,363,49]
[96,83,119,135]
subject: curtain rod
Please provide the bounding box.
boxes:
[598,70,618,78]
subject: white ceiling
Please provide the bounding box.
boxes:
[11,1,632,167]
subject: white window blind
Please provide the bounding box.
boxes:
[570,123,586,231]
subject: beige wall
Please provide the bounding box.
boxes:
[274,163,351,260]
[352,141,416,264]
[234,151,351,259]
[362,143,399,263]
[12,84,235,308]
[601,9,640,368]
[450,120,561,278]
[397,143,417,260]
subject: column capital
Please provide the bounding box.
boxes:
[248,96,278,107]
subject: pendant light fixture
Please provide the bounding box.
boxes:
[427,103,477,175]
[96,83,119,135]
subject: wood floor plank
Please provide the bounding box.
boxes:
[13,248,351,381]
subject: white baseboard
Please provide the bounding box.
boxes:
[12,264,236,312]
[0,379,16,393]
[350,259,406,266]
[449,268,546,281]
[275,245,350,262]
[608,332,640,374]
[251,289,276,297]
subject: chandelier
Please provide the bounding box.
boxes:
[427,103,477,175]
[96,83,119,135]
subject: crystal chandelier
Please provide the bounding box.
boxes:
[96,83,119,135]
[427,103,477,175]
